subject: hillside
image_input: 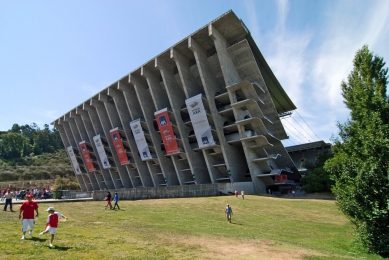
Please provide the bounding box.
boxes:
[0,149,78,190]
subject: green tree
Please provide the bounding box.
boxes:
[0,132,32,159]
[300,151,333,193]
[324,45,389,256]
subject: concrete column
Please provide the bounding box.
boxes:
[189,36,248,183]
[108,85,152,188]
[75,107,104,190]
[129,74,179,186]
[98,93,133,188]
[57,119,88,191]
[209,24,241,86]
[170,47,203,98]
[83,102,115,189]
[64,114,94,191]
[70,111,100,190]
[141,66,170,110]
[155,57,210,185]
[90,98,128,189]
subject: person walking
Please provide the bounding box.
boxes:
[39,206,68,247]
[19,194,39,239]
[104,191,113,210]
[112,192,120,210]
[3,189,14,211]
[241,190,245,200]
[234,189,238,198]
[225,204,233,223]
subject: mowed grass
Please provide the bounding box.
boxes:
[0,195,384,260]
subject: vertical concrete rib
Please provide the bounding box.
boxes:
[170,47,203,98]
[75,107,105,189]
[69,111,100,190]
[209,24,241,86]
[56,118,88,191]
[155,57,210,185]
[89,98,126,189]
[188,36,248,183]
[54,120,85,192]
[129,73,178,186]
[112,82,153,188]
[106,87,143,187]
[64,113,94,191]
[141,66,170,109]
[98,93,133,188]
[82,102,115,189]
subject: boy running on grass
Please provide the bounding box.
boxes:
[39,206,67,247]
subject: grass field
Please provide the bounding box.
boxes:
[0,195,384,260]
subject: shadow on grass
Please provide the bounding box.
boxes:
[52,245,71,251]
[30,237,47,242]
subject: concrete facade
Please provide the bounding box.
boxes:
[52,10,299,194]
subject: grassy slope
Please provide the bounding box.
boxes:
[0,196,384,260]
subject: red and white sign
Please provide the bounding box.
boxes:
[79,141,95,172]
[154,108,180,155]
[110,128,129,165]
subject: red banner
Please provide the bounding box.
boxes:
[155,108,180,155]
[79,141,95,172]
[274,174,288,183]
[110,128,129,165]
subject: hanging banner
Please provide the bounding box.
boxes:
[93,135,111,169]
[154,108,180,155]
[67,146,82,174]
[110,128,129,165]
[130,119,151,161]
[79,141,95,172]
[185,94,215,148]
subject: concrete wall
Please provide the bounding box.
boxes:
[93,182,255,201]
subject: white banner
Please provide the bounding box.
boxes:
[93,135,111,169]
[130,119,151,161]
[67,146,82,174]
[186,94,215,148]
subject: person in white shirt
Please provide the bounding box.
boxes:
[39,206,67,247]
[3,189,14,211]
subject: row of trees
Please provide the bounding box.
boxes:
[0,123,63,160]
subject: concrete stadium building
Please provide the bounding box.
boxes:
[53,10,302,195]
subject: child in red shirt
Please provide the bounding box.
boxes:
[39,206,67,247]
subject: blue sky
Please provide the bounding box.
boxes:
[1,0,388,146]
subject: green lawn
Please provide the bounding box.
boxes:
[0,195,384,259]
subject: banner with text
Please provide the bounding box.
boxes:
[185,94,215,148]
[110,128,129,165]
[79,141,95,172]
[154,108,180,155]
[67,146,82,175]
[93,135,111,169]
[130,119,151,161]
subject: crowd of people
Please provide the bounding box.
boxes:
[1,187,52,202]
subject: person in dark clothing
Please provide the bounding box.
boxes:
[104,191,113,210]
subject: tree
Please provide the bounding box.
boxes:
[0,132,32,159]
[324,45,389,257]
[300,151,333,193]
